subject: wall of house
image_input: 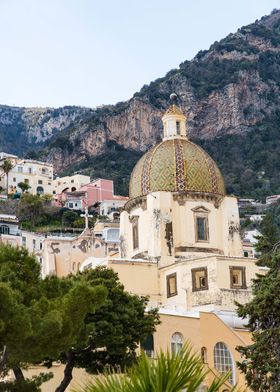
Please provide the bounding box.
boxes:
[108,259,160,306]
[43,234,97,277]
[199,312,250,388]
[52,174,90,194]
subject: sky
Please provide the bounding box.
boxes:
[0,0,279,108]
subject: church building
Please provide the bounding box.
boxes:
[106,97,264,389]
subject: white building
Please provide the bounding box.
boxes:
[99,199,127,220]
[52,174,90,195]
[266,194,280,205]
[242,229,261,258]
[0,153,53,196]
[0,214,21,247]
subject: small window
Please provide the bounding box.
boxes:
[132,222,139,249]
[28,167,32,174]
[243,251,248,257]
[141,335,154,358]
[38,180,43,184]
[176,121,180,135]
[201,347,208,363]
[230,266,246,289]
[32,239,36,249]
[191,267,208,291]
[42,168,47,174]
[13,177,16,182]
[167,273,177,297]
[214,342,235,385]
[71,179,74,183]
[18,167,23,173]
[171,332,184,355]
[22,236,26,247]
[0,225,10,235]
[24,178,29,184]
[69,202,73,208]
[196,216,208,241]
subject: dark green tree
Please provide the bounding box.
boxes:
[237,211,280,391]
[254,212,280,266]
[0,245,107,392]
[17,182,30,193]
[17,194,43,227]
[56,267,160,391]
[0,246,159,392]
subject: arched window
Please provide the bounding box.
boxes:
[214,342,235,384]
[171,332,184,355]
[0,225,10,235]
[36,186,44,195]
[72,262,76,271]
[201,347,207,363]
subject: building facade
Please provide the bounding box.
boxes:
[0,153,53,195]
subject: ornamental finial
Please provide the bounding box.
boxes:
[169,93,178,103]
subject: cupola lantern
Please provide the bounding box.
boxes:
[162,93,187,140]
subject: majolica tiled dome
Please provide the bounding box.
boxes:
[129,138,225,199]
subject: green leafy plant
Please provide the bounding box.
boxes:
[74,345,237,392]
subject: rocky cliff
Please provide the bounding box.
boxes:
[0,105,93,155]
[44,10,280,169]
[1,10,280,197]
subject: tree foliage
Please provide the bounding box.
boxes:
[0,246,159,392]
[0,245,107,391]
[237,211,280,391]
[17,182,30,193]
[71,268,160,374]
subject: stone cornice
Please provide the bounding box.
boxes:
[172,191,224,208]
[123,195,147,213]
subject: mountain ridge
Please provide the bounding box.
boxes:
[0,9,280,198]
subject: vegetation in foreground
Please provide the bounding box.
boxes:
[0,245,159,392]
[74,345,236,392]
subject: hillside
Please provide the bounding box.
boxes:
[1,10,280,198]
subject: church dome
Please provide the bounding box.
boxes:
[129,138,225,199]
[129,97,225,199]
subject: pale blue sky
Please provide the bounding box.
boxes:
[0,0,279,108]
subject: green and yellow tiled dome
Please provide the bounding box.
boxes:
[129,138,225,199]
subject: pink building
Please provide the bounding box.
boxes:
[55,179,128,210]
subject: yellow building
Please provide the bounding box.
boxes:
[106,98,263,389]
